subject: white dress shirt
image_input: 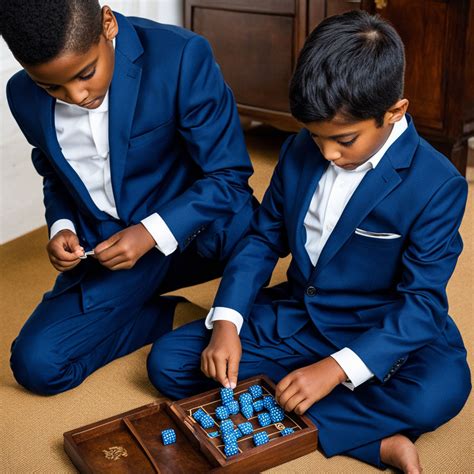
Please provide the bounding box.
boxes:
[206,116,408,389]
[49,93,178,256]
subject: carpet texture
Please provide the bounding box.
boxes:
[1,127,472,473]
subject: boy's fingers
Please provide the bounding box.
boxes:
[227,355,239,389]
[214,355,229,387]
[275,373,292,399]
[207,359,217,380]
[94,233,121,255]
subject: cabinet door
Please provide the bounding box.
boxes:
[308,0,363,31]
[185,0,306,114]
[376,0,462,133]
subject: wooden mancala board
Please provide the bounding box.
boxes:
[64,375,318,473]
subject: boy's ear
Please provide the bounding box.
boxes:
[101,6,119,41]
[385,99,409,124]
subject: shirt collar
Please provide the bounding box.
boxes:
[361,115,408,170]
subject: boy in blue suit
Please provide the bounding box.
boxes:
[150,11,471,472]
[1,1,256,395]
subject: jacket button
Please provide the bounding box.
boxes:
[306,286,317,296]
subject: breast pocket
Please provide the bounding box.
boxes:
[128,118,175,149]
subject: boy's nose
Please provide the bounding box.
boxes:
[64,87,89,106]
[319,143,342,161]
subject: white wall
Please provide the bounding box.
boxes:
[0,0,183,244]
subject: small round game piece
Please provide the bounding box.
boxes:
[238,421,253,435]
[253,431,269,446]
[161,428,176,445]
[280,427,294,437]
[192,408,206,422]
[239,392,253,406]
[224,442,239,457]
[248,384,263,399]
[200,414,215,429]
[269,406,285,423]
[234,428,243,439]
[222,432,237,445]
[208,431,220,438]
[253,399,264,412]
[220,387,234,404]
[257,412,271,427]
[215,405,230,420]
[225,400,239,415]
[220,419,234,435]
[262,395,276,410]
[241,403,254,420]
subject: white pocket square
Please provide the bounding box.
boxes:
[355,228,401,240]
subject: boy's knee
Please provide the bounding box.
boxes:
[404,363,471,431]
[10,335,67,395]
[147,333,181,397]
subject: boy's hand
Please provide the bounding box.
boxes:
[201,320,242,389]
[47,229,84,272]
[94,223,156,270]
[275,357,347,415]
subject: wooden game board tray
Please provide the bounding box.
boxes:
[64,376,318,473]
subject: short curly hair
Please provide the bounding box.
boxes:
[0,0,103,65]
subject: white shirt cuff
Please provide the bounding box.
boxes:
[331,347,374,390]
[141,213,178,256]
[204,307,244,334]
[50,219,77,239]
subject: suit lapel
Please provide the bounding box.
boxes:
[108,13,144,217]
[291,134,328,277]
[36,88,107,219]
[311,117,419,280]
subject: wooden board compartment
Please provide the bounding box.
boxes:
[64,376,318,473]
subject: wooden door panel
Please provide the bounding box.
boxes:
[191,7,296,112]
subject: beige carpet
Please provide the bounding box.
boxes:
[1,127,472,473]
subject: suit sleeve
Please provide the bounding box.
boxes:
[211,136,294,319]
[6,79,76,233]
[348,175,468,382]
[156,35,254,249]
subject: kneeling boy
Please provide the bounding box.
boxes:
[149,11,470,472]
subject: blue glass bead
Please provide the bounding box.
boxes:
[280,427,294,437]
[269,406,285,423]
[239,392,253,406]
[241,403,254,420]
[192,408,206,421]
[262,395,276,410]
[257,412,271,427]
[253,431,269,446]
[238,422,253,435]
[220,387,234,404]
[253,399,264,412]
[224,442,239,457]
[161,428,176,445]
[222,432,237,445]
[215,405,230,421]
[200,414,215,429]
[220,419,234,434]
[248,384,263,399]
[225,400,239,415]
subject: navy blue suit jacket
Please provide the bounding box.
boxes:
[6,14,255,303]
[213,116,468,383]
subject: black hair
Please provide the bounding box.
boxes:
[0,0,103,65]
[289,10,405,126]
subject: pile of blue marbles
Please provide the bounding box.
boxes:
[191,385,295,458]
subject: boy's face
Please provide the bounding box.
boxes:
[21,7,118,109]
[305,102,408,170]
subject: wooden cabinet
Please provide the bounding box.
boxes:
[184,0,473,175]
